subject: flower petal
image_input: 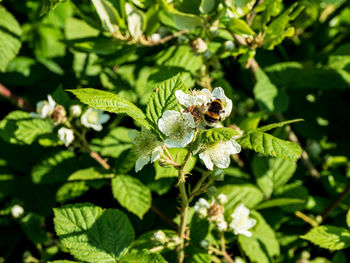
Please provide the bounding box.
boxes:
[227,140,241,154]
[99,112,110,124]
[214,155,231,169]
[151,146,163,162]
[175,90,190,107]
[212,87,225,100]
[199,152,214,170]
[135,155,150,172]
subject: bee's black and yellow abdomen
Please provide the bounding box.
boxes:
[204,99,223,125]
[204,111,220,124]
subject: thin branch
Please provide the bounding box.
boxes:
[320,182,350,222]
[151,204,178,230]
[295,211,319,227]
[0,83,34,112]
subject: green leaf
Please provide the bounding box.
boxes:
[20,213,48,244]
[125,3,144,39]
[56,182,89,203]
[14,119,53,145]
[255,198,305,210]
[253,68,289,113]
[238,211,280,263]
[154,148,196,179]
[146,74,188,127]
[40,0,68,15]
[199,0,218,13]
[346,209,350,228]
[91,0,124,33]
[217,184,264,215]
[255,119,303,133]
[112,175,151,219]
[0,6,22,71]
[68,168,114,181]
[301,226,350,251]
[120,250,167,263]
[236,131,302,162]
[91,127,133,158]
[252,155,296,197]
[263,3,301,50]
[69,88,152,129]
[200,128,242,144]
[54,203,134,262]
[229,18,255,36]
[31,150,79,184]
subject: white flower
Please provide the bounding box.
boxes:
[170,236,181,245]
[70,105,82,117]
[81,108,110,131]
[216,219,228,232]
[175,89,212,108]
[58,127,74,147]
[224,40,235,51]
[229,204,256,237]
[194,198,210,218]
[34,95,56,118]
[153,230,167,244]
[11,205,24,218]
[192,38,208,53]
[158,110,195,148]
[198,139,241,170]
[211,87,232,120]
[129,129,163,172]
[151,33,161,43]
[217,194,228,205]
[200,239,209,249]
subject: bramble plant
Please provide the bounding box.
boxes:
[1,0,350,263]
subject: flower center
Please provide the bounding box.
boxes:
[87,111,99,123]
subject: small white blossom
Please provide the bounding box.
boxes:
[224,40,235,51]
[235,257,246,263]
[153,230,167,244]
[194,198,210,218]
[211,87,232,120]
[198,139,241,170]
[158,110,195,148]
[129,129,163,172]
[11,205,24,218]
[33,95,56,118]
[170,236,181,245]
[175,89,212,108]
[151,33,161,43]
[229,204,256,237]
[58,127,74,147]
[81,108,110,131]
[217,194,228,205]
[192,38,208,53]
[70,105,82,117]
[200,239,209,249]
[216,219,228,232]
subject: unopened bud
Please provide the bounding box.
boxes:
[224,40,235,51]
[213,169,225,181]
[192,38,208,53]
[70,105,82,117]
[198,207,208,218]
[216,219,228,232]
[153,230,167,244]
[151,33,161,43]
[217,193,228,205]
[207,186,217,197]
[11,205,24,218]
[200,239,209,249]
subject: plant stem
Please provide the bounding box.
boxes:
[177,150,192,263]
[0,83,34,112]
[295,211,319,227]
[189,172,210,201]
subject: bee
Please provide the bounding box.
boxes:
[204,99,225,126]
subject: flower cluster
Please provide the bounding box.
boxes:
[130,86,241,172]
[151,230,181,248]
[32,95,109,147]
[194,195,256,237]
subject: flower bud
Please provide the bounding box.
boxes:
[58,127,75,147]
[11,205,24,218]
[200,239,209,249]
[198,207,208,218]
[217,193,228,205]
[224,40,235,51]
[192,38,208,53]
[151,33,161,43]
[70,105,82,117]
[153,230,167,244]
[216,219,228,232]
